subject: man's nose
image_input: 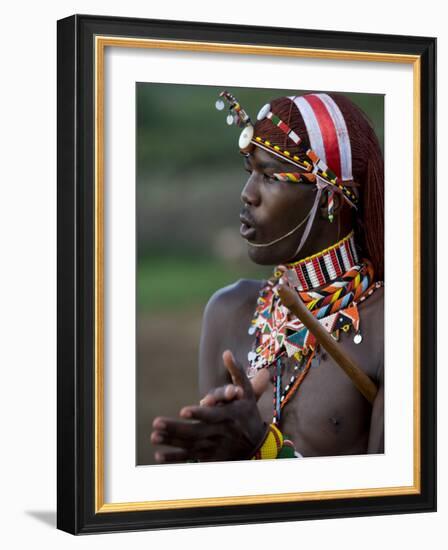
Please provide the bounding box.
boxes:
[240,173,261,206]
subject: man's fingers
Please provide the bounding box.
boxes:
[152,416,200,435]
[151,417,210,446]
[152,431,211,450]
[152,416,227,452]
[180,404,233,424]
[154,448,188,464]
[196,368,270,410]
[213,384,243,401]
[155,443,222,464]
[198,384,243,407]
[222,350,254,397]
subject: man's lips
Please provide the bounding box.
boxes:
[239,213,257,240]
[240,223,256,239]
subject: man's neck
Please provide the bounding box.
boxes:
[286,208,355,263]
[282,230,358,291]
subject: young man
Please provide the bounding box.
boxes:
[150,91,384,462]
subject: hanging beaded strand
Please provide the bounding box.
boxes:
[270,348,317,425]
[327,189,335,222]
[273,358,283,425]
[280,349,315,412]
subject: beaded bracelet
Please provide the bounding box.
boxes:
[250,423,284,460]
[185,424,297,463]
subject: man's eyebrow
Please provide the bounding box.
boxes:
[243,156,283,171]
[257,160,283,170]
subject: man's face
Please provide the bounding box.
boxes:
[240,146,317,265]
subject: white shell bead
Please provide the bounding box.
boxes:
[238,124,254,149]
[257,103,271,120]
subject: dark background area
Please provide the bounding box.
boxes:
[136,83,384,465]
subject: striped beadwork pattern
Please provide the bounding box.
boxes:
[299,263,373,315]
[289,94,353,183]
[246,256,377,378]
[253,136,358,207]
[251,423,284,460]
[266,111,301,145]
[272,172,305,183]
[255,93,355,193]
[284,231,359,291]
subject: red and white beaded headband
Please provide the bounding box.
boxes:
[285,94,353,184]
[215,90,358,209]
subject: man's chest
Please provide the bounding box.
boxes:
[256,353,373,456]
[227,284,382,456]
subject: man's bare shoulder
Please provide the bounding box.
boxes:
[358,285,384,342]
[355,284,384,381]
[203,278,266,321]
[199,278,266,393]
[360,284,384,316]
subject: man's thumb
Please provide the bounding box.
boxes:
[222,350,253,396]
[250,368,271,401]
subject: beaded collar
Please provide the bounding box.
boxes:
[283,231,359,291]
[246,243,382,423]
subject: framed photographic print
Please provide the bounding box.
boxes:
[57,14,436,534]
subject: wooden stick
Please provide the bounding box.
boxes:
[277,284,378,404]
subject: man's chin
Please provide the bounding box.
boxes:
[246,246,281,266]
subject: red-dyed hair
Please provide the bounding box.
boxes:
[254,93,384,280]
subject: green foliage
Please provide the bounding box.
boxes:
[137,255,266,312]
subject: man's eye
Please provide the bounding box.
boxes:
[263,173,275,182]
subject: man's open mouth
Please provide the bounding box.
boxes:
[239,214,257,240]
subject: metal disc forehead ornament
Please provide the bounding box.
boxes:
[215,90,255,153]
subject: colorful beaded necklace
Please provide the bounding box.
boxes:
[246,231,383,425]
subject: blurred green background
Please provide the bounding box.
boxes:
[136,83,384,465]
